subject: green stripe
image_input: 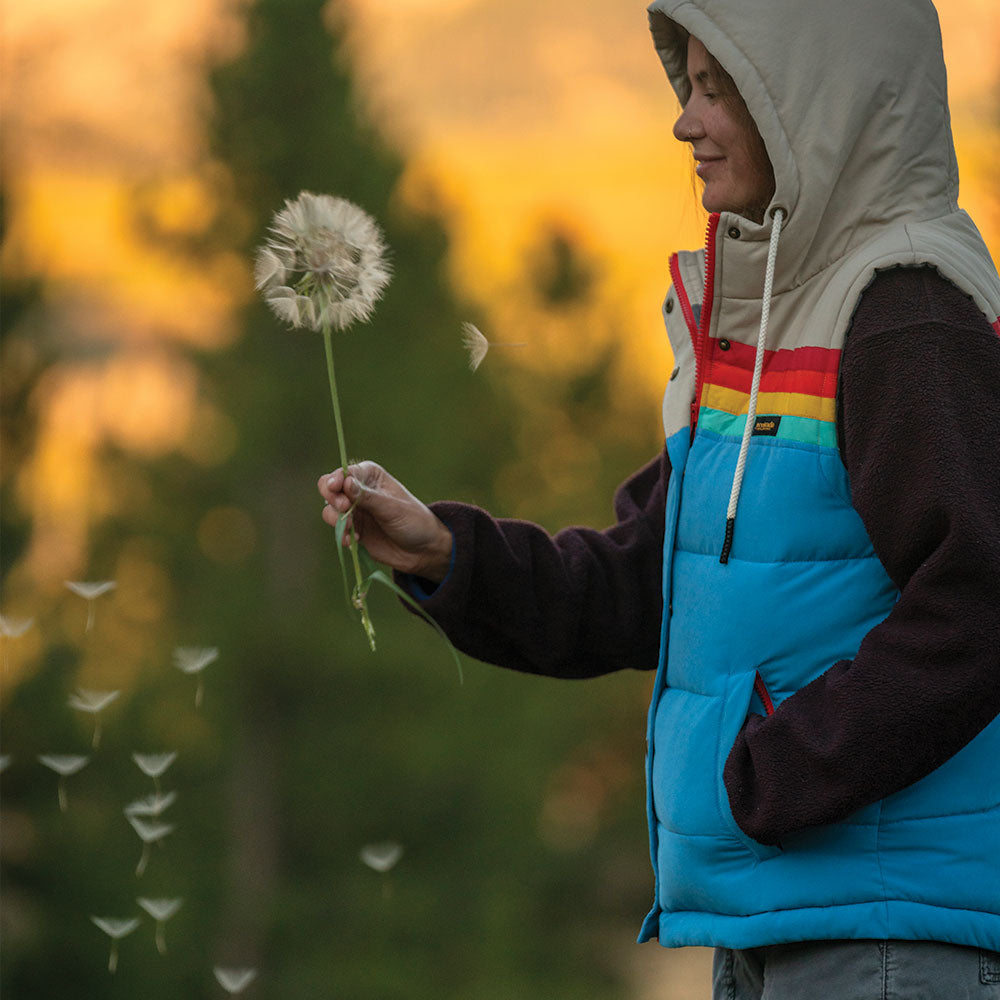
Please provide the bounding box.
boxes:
[698,407,837,448]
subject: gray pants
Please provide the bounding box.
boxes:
[713,940,1000,1000]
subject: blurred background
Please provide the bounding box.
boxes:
[1,1,996,997]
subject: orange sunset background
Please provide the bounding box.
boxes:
[2,0,997,608]
[0,2,998,994]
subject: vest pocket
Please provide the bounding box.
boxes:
[718,669,783,862]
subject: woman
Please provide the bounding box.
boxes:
[320,0,1000,995]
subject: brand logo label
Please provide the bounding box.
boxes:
[752,415,782,437]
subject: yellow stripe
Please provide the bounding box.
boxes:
[703,384,836,423]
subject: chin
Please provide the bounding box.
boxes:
[701,185,733,216]
[703,193,764,223]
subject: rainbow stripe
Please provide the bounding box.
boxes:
[697,339,841,448]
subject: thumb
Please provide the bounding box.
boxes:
[343,461,385,506]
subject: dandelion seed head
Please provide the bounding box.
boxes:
[38,754,89,776]
[68,688,121,713]
[461,322,490,371]
[172,647,218,674]
[359,841,404,873]
[0,615,34,638]
[256,191,391,333]
[214,967,258,994]
[65,580,117,600]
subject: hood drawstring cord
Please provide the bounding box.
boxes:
[720,207,785,564]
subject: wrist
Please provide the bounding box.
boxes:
[416,520,454,583]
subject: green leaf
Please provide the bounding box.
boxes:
[366,569,464,685]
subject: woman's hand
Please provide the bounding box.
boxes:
[318,462,453,582]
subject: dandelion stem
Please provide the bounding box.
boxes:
[322,327,350,482]
[322,325,376,650]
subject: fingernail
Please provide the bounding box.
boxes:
[326,476,337,490]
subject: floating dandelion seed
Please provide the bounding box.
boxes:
[460,322,527,372]
[38,754,89,811]
[360,840,404,899]
[133,751,178,794]
[214,967,258,995]
[137,897,183,955]
[0,754,12,773]
[64,580,116,632]
[359,841,404,873]
[172,646,218,708]
[256,191,392,651]
[0,614,34,638]
[461,323,490,372]
[128,815,174,877]
[91,916,140,973]
[67,688,121,748]
[1,614,34,675]
[125,790,177,818]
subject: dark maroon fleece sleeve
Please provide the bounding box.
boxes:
[725,266,1000,845]
[397,449,669,678]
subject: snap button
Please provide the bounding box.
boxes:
[718,339,731,351]
[665,297,674,313]
[727,226,741,240]
[669,367,680,381]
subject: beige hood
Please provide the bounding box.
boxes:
[646,0,1000,323]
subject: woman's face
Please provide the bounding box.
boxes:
[673,36,775,223]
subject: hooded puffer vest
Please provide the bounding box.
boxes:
[640,0,1000,951]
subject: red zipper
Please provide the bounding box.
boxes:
[754,671,775,716]
[691,213,721,436]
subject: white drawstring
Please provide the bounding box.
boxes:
[720,208,785,564]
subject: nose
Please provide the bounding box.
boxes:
[673,102,703,143]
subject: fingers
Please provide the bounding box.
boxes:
[319,464,365,512]
[318,468,344,505]
[318,461,391,520]
[320,493,360,548]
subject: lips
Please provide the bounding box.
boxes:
[695,156,725,179]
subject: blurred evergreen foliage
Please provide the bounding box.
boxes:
[0,1,666,997]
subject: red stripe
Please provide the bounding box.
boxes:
[705,340,842,398]
[992,317,1000,336]
[702,337,841,375]
[766,345,841,374]
[710,361,836,397]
